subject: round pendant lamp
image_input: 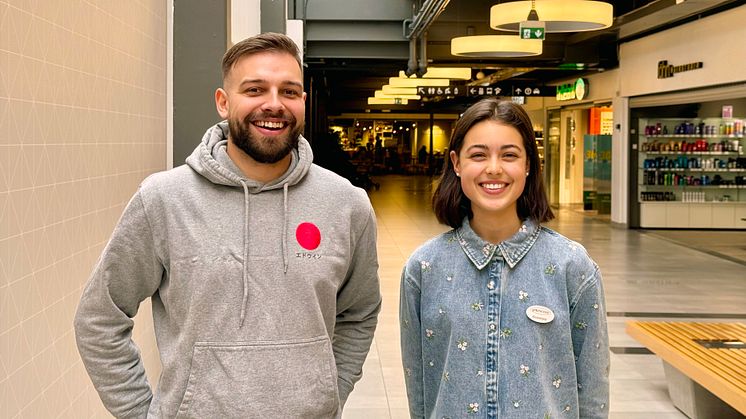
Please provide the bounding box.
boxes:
[451,35,543,58]
[491,1,613,33]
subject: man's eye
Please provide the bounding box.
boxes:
[284,89,300,96]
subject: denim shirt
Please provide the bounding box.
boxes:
[400,218,609,419]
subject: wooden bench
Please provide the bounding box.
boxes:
[626,321,746,418]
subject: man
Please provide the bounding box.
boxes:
[74,32,381,418]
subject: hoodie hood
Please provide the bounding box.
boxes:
[186,120,313,192]
[185,121,314,326]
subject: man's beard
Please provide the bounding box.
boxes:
[228,111,303,164]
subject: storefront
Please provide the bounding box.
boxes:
[539,70,618,213]
[618,4,746,229]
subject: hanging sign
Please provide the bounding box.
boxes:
[519,20,546,40]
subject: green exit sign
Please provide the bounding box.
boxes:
[519,21,545,40]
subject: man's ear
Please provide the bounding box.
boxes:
[215,88,229,119]
[302,91,307,102]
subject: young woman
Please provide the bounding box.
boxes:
[400,98,609,418]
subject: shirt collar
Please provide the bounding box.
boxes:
[455,217,541,270]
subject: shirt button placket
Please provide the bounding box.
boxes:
[485,260,501,417]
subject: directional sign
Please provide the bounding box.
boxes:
[519,20,546,40]
[468,84,553,97]
[417,85,464,98]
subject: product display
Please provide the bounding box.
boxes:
[636,116,746,229]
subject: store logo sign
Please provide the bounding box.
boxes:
[657,60,703,79]
[556,78,588,101]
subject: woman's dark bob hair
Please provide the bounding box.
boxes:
[432,98,554,228]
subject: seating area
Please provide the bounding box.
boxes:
[626,321,746,418]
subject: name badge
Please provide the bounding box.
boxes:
[526,305,554,324]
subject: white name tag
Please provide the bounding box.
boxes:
[526,305,555,324]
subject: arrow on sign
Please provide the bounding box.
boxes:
[534,29,543,38]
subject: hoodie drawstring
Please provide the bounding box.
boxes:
[282,183,289,274]
[239,180,250,328]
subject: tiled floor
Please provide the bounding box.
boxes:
[342,175,746,419]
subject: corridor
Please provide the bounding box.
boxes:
[342,175,746,419]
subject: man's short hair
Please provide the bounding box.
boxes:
[221,32,302,80]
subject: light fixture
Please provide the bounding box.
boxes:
[382,85,419,95]
[451,35,542,57]
[397,67,472,80]
[374,90,421,100]
[490,1,613,33]
[368,97,409,105]
[388,77,450,88]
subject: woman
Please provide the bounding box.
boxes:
[400,98,609,418]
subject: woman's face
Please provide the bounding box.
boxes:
[450,119,528,223]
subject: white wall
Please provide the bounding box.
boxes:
[1,1,167,416]
[619,4,746,97]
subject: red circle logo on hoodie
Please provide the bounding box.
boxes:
[296,222,321,250]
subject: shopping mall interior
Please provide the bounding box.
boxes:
[2,0,746,418]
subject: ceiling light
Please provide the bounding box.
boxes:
[490,1,613,33]
[368,97,409,105]
[382,85,419,95]
[451,35,542,57]
[374,91,421,100]
[397,67,472,80]
[388,77,450,88]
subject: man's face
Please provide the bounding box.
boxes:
[216,51,306,164]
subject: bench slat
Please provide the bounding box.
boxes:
[626,321,746,415]
[632,323,746,394]
[638,322,746,389]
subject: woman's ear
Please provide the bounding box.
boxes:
[215,88,229,120]
[450,150,460,175]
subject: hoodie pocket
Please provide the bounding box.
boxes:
[175,336,339,419]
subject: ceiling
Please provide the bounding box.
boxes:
[302,0,744,116]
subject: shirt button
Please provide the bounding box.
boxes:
[487,281,495,290]
[489,323,497,331]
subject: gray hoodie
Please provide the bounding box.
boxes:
[74,122,381,418]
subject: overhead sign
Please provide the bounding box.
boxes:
[556,78,588,101]
[519,20,546,40]
[657,60,703,79]
[416,84,553,99]
[416,85,463,98]
[468,84,553,97]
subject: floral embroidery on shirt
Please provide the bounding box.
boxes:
[600,403,606,410]
[520,364,531,377]
[471,302,484,311]
[405,367,411,377]
[446,275,453,282]
[487,280,495,290]
[481,244,493,257]
[426,329,435,339]
[438,307,446,315]
[402,318,409,328]
[420,261,431,272]
[476,369,484,376]
[552,375,562,388]
[500,328,512,338]
[467,403,479,413]
[457,339,468,351]
[488,323,497,332]
[512,399,522,408]
[544,263,557,275]
[544,413,551,419]
[595,342,601,349]
[520,224,528,233]
[428,360,435,367]
[575,321,588,330]
[442,372,449,381]
[518,290,529,302]
[563,404,571,412]
[592,302,599,310]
